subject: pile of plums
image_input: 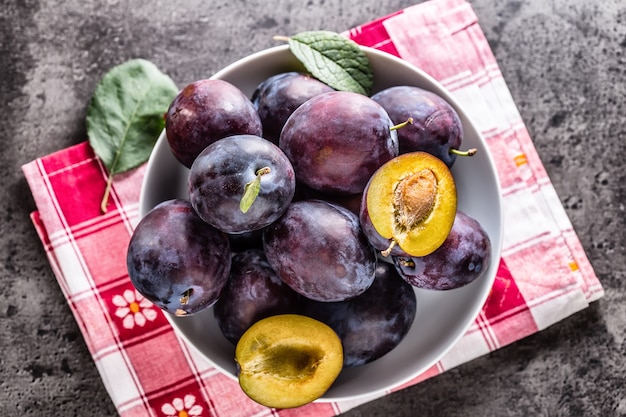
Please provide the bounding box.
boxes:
[126,70,491,407]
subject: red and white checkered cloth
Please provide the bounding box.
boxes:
[23,0,604,415]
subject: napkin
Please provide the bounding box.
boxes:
[23,0,604,415]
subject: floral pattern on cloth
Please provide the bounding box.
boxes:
[161,395,204,417]
[113,289,158,329]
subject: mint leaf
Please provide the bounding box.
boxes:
[86,59,178,212]
[286,31,374,95]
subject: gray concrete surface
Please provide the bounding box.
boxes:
[2,0,625,416]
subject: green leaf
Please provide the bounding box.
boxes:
[286,30,374,95]
[86,59,178,212]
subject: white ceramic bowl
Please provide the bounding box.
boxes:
[139,44,503,402]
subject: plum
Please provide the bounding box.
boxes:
[251,72,334,144]
[393,211,491,290]
[165,79,262,168]
[235,314,343,408]
[305,262,416,367]
[371,85,469,167]
[263,199,377,302]
[360,151,457,257]
[279,91,398,195]
[188,134,296,234]
[213,249,304,345]
[126,199,231,316]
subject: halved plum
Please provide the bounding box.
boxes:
[360,151,456,257]
[235,314,343,408]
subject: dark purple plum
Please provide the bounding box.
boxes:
[165,79,262,168]
[279,91,398,195]
[213,249,304,345]
[371,86,466,167]
[393,211,491,290]
[305,262,417,367]
[126,199,231,316]
[251,72,334,144]
[188,134,296,234]
[263,199,377,302]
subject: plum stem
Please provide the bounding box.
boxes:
[390,117,413,131]
[450,148,478,157]
[397,258,416,268]
[381,240,397,257]
[241,167,272,213]
[180,288,193,305]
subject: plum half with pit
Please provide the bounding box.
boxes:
[251,72,334,144]
[305,262,417,367]
[263,199,377,302]
[126,199,231,316]
[188,134,296,234]
[213,249,304,345]
[371,85,472,167]
[279,91,398,195]
[360,151,457,257]
[393,211,491,290]
[165,79,262,168]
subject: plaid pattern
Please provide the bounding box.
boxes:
[23,0,603,416]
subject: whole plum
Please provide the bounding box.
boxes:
[305,262,416,367]
[126,199,231,316]
[165,79,262,168]
[371,86,465,167]
[263,199,377,302]
[188,134,296,234]
[279,91,398,195]
[213,249,304,345]
[393,211,491,290]
[251,72,334,144]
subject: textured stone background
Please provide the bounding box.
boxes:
[1,0,625,416]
